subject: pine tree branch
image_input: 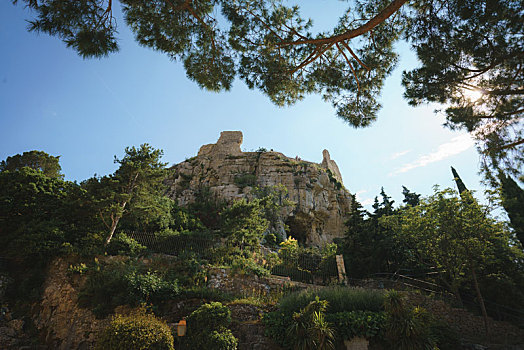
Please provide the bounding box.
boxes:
[495,139,524,151]
[336,42,360,93]
[486,89,524,96]
[277,0,407,47]
[340,41,370,71]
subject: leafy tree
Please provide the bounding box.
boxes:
[372,187,395,217]
[0,167,96,262]
[82,144,167,245]
[342,191,411,278]
[251,184,295,238]
[220,198,268,248]
[498,173,524,247]
[11,0,405,126]
[188,186,226,230]
[0,150,63,179]
[401,186,421,207]
[404,0,523,176]
[389,188,507,333]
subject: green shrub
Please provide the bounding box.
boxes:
[78,260,179,317]
[383,290,437,350]
[278,287,385,316]
[231,256,270,277]
[287,298,335,350]
[430,320,460,350]
[204,329,238,350]
[187,301,232,331]
[264,287,385,347]
[326,311,386,340]
[263,310,292,347]
[106,232,147,256]
[185,302,238,350]
[234,173,257,188]
[96,310,174,350]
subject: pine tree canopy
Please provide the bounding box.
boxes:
[12,0,523,175]
[404,0,523,177]
[0,150,63,179]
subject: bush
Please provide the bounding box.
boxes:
[383,290,437,350]
[287,298,335,350]
[97,310,174,350]
[231,256,270,277]
[205,329,238,350]
[185,302,238,350]
[326,311,386,340]
[264,287,385,347]
[278,287,385,316]
[187,301,232,332]
[78,260,179,317]
[106,232,147,257]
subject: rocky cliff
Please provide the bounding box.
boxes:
[166,131,353,246]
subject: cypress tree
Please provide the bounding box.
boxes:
[499,173,524,248]
[451,166,468,194]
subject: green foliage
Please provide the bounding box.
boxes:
[387,188,508,299]
[106,232,147,257]
[79,259,179,317]
[96,309,174,350]
[278,287,385,316]
[266,288,385,347]
[383,291,437,350]
[234,173,257,188]
[220,198,269,247]
[451,166,468,194]
[82,144,168,245]
[341,191,414,279]
[231,256,270,278]
[287,297,335,350]
[326,169,342,190]
[499,173,524,247]
[14,0,403,131]
[68,262,89,275]
[401,186,421,207]
[185,302,238,350]
[326,311,386,340]
[0,166,100,263]
[428,321,461,350]
[188,186,226,230]
[278,237,299,267]
[404,0,523,176]
[0,150,63,179]
[204,329,238,350]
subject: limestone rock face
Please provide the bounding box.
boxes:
[167,131,353,246]
[321,149,343,184]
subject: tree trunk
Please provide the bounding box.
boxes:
[104,201,127,245]
[471,267,489,334]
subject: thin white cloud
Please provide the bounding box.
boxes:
[390,149,411,160]
[355,189,374,206]
[389,134,475,176]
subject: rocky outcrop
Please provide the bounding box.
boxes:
[167,131,353,246]
[32,259,109,350]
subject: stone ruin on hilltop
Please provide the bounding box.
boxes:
[166,131,353,246]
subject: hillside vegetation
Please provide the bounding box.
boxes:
[0,147,523,349]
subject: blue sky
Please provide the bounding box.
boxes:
[0,1,486,210]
